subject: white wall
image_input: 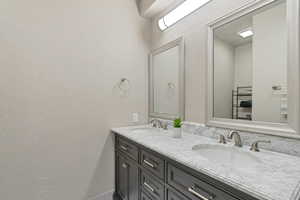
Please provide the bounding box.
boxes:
[0,0,150,200]
[252,3,287,123]
[234,43,253,88]
[213,37,235,118]
[151,0,253,123]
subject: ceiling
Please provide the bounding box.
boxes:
[139,0,184,18]
[213,0,286,47]
[214,14,253,47]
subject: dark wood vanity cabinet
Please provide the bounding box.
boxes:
[114,134,259,200]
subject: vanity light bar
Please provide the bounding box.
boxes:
[158,0,212,31]
[238,28,254,38]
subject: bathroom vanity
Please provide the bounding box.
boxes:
[112,0,300,200]
[112,126,300,200]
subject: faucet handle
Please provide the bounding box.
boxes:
[150,119,157,127]
[219,135,226,144]
[250,140,271,152]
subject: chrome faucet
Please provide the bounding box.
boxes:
[227,131,243,147]
[219,134,227,144]
[150,119,163,128]
[250,140,271,152]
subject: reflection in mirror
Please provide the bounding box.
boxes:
[153,46,179,115]
[213,0,287,124]
[149,38,185,120]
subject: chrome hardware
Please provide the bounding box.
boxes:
[250,140,271,152]
[188,187,212,200]
[120,145,128,151]
[150,119,163,128]
[143,182,155,193]
[143,160,155,168]
[122,163,127,169]
[272,85,282,90]
[228,131,243,147]
[219,135,226,144]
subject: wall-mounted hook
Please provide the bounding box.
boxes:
[118,78,131,91]
[168,82,175,89]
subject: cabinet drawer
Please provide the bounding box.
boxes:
[141,172,164,200]
[141,150,165,179]
[117,137,138,161]
[167,164,238,200]
[167,189,190,200]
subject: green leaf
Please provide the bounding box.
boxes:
[173,118,182,128]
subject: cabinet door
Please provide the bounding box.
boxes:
[117,155,139,200]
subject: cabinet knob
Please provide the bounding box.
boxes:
[122,163,127,169]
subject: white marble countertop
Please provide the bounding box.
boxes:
[112,125,300,200]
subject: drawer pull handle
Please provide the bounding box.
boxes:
[120,145,128,151]
[143,160,155,168]
[122,163,127,169]
[188,187,212,200]
[143,182,155,193]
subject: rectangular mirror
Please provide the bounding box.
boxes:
[149,37,185,120]
[214,0,287,123]
[207,0,300,137]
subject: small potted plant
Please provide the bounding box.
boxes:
[173,118,182,138]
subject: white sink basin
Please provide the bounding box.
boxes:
[192,144,261,171]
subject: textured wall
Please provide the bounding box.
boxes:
[0,0,150,200]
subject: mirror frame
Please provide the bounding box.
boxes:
[149,37,185,120]
[207,0,300,138]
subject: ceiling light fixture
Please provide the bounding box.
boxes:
[158,0,212,31]
[238,28,254,38]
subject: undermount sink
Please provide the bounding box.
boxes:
[192,144,261,171]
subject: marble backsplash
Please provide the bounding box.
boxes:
[154,119,300,157]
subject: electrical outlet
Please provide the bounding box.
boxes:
[132,113,139,123]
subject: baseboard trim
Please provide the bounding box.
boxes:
[87,190,114,200]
